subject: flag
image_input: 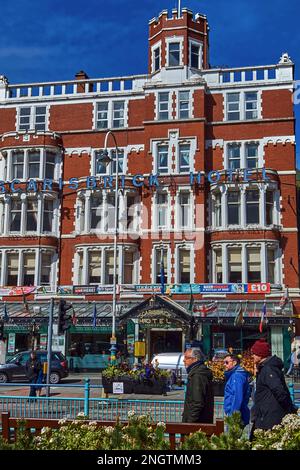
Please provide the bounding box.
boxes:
[259,302,267,333]
[160,248,165,294]
[234,303,244,327]
[188,287,194,314]
[92,302,97,328]
[71,306,77,326]
[279,288,289,311]
[198,301,217,317]
[22,288,30,314]
[3,303,9,322]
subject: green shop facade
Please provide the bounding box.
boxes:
[0,296,295,370]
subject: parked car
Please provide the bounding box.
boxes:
[0,350,69,384]
[151,352,187,383]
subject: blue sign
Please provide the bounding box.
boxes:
[0,168,269,193]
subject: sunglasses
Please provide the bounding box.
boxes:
[223,360,232,365]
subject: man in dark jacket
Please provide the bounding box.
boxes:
[250,339,297,437]
[182,348,214,423]
[25,350,42,398]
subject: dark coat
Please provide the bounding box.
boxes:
[252,355,297,430]
[182,361,214,423]
[25,357,42,381]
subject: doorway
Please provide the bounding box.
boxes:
[150,330,182,358]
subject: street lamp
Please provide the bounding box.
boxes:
[99,131,120,364]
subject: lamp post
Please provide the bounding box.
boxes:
[99,131,120,364]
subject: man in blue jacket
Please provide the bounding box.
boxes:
[223,354,251,426]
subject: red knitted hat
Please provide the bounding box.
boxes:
[251,339,271,358]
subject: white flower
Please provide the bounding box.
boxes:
[41,427,50,434]
[88,421,98,426]
[128,410,136,418]
[58,418,67,425]
[104,426,114,434]
[77,412,85,417]
[157,421,166,428]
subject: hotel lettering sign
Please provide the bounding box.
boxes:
[138,309,173,327]
[0,168,270,193]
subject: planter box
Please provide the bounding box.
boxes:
[102,377,168,395]
[213,382,225,396]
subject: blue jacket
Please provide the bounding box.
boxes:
[224,365,251,425]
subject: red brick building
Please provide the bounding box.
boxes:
[0,8,298,370]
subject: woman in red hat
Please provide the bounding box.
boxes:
[250,339,297,439]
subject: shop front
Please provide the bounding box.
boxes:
[120,295,193,362]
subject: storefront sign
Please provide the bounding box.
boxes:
[0,286,36,296]
[40,334,47,350]
[57,286,73,295]
[171,283,270,294]
[73,286,98,295]
[8,333,16,354]
[0,168,269,193]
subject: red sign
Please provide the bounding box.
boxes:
[247,283,271,294]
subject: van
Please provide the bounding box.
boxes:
[151,352,187,383]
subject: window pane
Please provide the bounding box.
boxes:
[228,145,240,169]
[179,144,190,172]
[155,248,167,284]
[43,199,54,232]
[35,107,46,131]
[266,191,274,225]
[113,101,125,128]
[267,248,275,284]
[179,192,190,227]
[245,92,258,120]
[23,253,35,285]
[97,102,109,129]
[12,152,24,179]
[124,251,134,284]
[227,192,240,225]
[91,194,103,229]
[227,93,240,120]
[157,145,168,173]
[10,199,22,232]
[26,199,38,232]
[105,250,118,284]
[154,47,160,72]
[228,248,242,283]
[246,190,259,224]
[7,253,19,286]
[169,42,180,66]
[28,151,40,178]
[246,144,258,168]
[89,251,101,284]
[179,91,190,119]
[45,152,56,179]
[215,249,222,283]
[191,44,200,68]
[213,192,222,227]
[19,108,31,131]
[247,248,261,282]
[95,151,108,174]
[179,249,190,283]
[158,92,169,120]
[41,253,52,285]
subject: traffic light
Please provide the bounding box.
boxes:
[58,300,72,335]
[0,320,4,341]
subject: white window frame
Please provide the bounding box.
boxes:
[175,188,193,230]
[0,248,56,287]
[224,141,263,170]
[175,243,194,284]
[74,245,139,285]
[95,100,128,130]
[151,41,161,73]
[189,39,203,69]
[166,37,184,68]
[5,148,60,181]
[151,244,171,284]
[177,90,191,120]
[17,105,48,132]
[157,92,170,121]
[93,147,127,176]
[211,242,282,285]
[225,91,261,122]
[155,190,170,231]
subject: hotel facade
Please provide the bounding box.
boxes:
[0,7,298,370]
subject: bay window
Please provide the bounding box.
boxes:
[40,253,52,285]
[267,248,276,284]
[178,248,191,283]
[7,253,18,286]
[23,253,35,285]
[26,199,38,232]
[1,249,55,286]
[227,191,240,225]
[246,189,259,224]
[247,248,261,282]
[154,247,168,284]
[215,249,222,283]
[89,251,101,284]
[266,191,274,225]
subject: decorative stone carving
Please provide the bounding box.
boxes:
[278,52,292,64]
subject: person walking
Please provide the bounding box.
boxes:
[286,347,300,377]
[25,350,42,398]
[182,348,214,423]
[250,339,297,438]
[223,354,251,426]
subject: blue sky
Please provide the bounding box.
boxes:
[1,0,299,162]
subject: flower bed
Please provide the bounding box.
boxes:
[102,364,170,395]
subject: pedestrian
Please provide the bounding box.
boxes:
[250,339,297,439]
[286,347,300,377]
[182,348,214,423]
[36,367,44,397]
[223,354,251,426]
[25,350,43,398]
